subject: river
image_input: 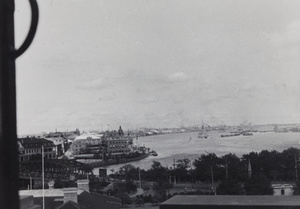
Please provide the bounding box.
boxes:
[93,131,300,175]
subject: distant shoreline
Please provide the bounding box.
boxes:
[77,153,150,168]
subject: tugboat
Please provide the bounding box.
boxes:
[149,150,158,156]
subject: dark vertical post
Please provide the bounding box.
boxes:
[295,155,298,182]
[0,0,19,208]
[225,157,228,179]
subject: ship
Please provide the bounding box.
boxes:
[198,131,208,139]
[198,124,208,139]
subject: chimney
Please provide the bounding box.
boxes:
[47,180,55,189]
[63,188,78,203]
[77,179,89,192]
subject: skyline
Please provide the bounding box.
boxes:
[15,0,300,134]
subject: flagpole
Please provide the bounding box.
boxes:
[42,145,45,209]
[138,167,141,189]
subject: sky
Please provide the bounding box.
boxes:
[15,0,300,134]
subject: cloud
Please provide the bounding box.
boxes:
[270,20,300,47]
[137,96,159,104]
[76,78,109,90]
[167,72,190,83]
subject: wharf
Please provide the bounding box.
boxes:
[77,153,150,168]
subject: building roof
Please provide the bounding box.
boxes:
[20,189,121,209]
[161,195,300,207]
[19,189,84,197]
[74,133,103,141]
[272,184,293,189]
[55,201,83,209]
[19,137,55,148]
[45,137,67,145]
[78,191,121,209]
[34,196,62,209]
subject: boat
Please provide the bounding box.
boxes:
[221,132,241,137]
[243,132,253,136]
[198,124,208,139]
[149,150,158,156]
[198,131,208,139]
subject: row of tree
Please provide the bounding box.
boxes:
[107,147,300,199]
[193,147,300,182]
[111,147,300,184]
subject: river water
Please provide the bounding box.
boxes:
[93,131,300,175]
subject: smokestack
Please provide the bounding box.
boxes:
[63,188,78,203]
[77,179,89,192]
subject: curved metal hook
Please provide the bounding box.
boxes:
[13,0,39,58]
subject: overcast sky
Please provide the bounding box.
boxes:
[15,0,300,134]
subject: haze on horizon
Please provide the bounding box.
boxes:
[15,0,300,135]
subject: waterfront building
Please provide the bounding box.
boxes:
[70,133,103,155]
[103,137,130,160]
[70,139,87,155]
[18,137,57,162]
[44,129,80,138]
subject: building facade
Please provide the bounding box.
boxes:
[272,184,294,196]
[105,137,130,160]
[18,137,56,162]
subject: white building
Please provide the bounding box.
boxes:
[272,184,294,196]
[71,133,103,154]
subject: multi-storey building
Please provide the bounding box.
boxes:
[44,136,67,157]
[18,137,56,162]
[104,137,130,160]
[71,133,103,155]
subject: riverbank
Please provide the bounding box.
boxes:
[92,131,300,175]
[77,153,150,168]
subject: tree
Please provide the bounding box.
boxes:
[142,185,150,195]
[147,161,169,183]
[117,164,142,183]
[135,197,144,207]
[115,192,132,207]
[113,181,137,194]
[173,158,191,182]
[216,179,243,195]
[152,181,173,199]
[193,153,222,182]
[54,179,77,188]
[152,194,163,205]
[221,153,241,180]
[244,173,273,195]
[293,181,300,195]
